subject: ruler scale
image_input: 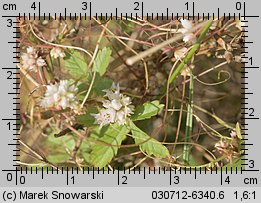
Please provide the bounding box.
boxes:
[0,0,260,202]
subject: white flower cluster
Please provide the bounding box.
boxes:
[180,19,197,43]
[92,83,134,127]
[39,80,80,113]
[174,47,188,60]
[21,47,46,72]
[50,47,66,59]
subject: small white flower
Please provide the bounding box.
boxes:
[121,96,131,106]
[110,99,123,111]
[180,19,197,43]
[91,108,116,128]
[50,47,66,59]
[36,57,46,67]
[181,19,193,30]
[21,47,46,72]
[39,80,80,113]
[174,47,188,60]
[103,83,121,100]
[92,83,134,127]
[180,64,195,77]
[27,46,35,54]
[116,110,126,125]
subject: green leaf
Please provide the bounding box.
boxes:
[45,135,75,152]
[78,140,92,164]
[76,106,98,127]
[92,75,113,96]
[47,154,70,163]
[131,100,164,121]
[129,121,169,158]
[45,135,75,163]
[64,50,89,81]
[93,47,112,76]
[236,122,242,139]
[90,123,129,167]
[77,76,113,99]
[82,153,91,163]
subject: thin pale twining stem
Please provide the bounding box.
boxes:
[28,20,92,58]
[81,21,109,108]
[92,17,149,95]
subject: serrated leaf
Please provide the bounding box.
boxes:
[131,100,164,121]
[64,50,89,81]
[90,123,129,167]
[236,122,242,140]
[93,47,112,76]
[129,121,169,158]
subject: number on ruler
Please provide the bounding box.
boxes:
[173,176,179,184]
[185,2,194,10]
[185,2,189,10]
[236,2,242,10]
[134,2,140,11]
[19,176,26,184]
[249,57,253,65]
[249,160,255,168]
[7,71,12,79]
[249,108,254,116]
[121,175,127,184]
[31,2,37,10]
[82,2,88,10]
[6,173,25,184]
[225,176,230,184]
[71,176,75,184]
[6,173,12,181]
[7,122,11,130]
[7,19,12,27]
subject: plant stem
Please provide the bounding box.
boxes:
[165,20,213,163]
[81,21,109,108]
[183,73,194,163]
[169,20,213,84]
